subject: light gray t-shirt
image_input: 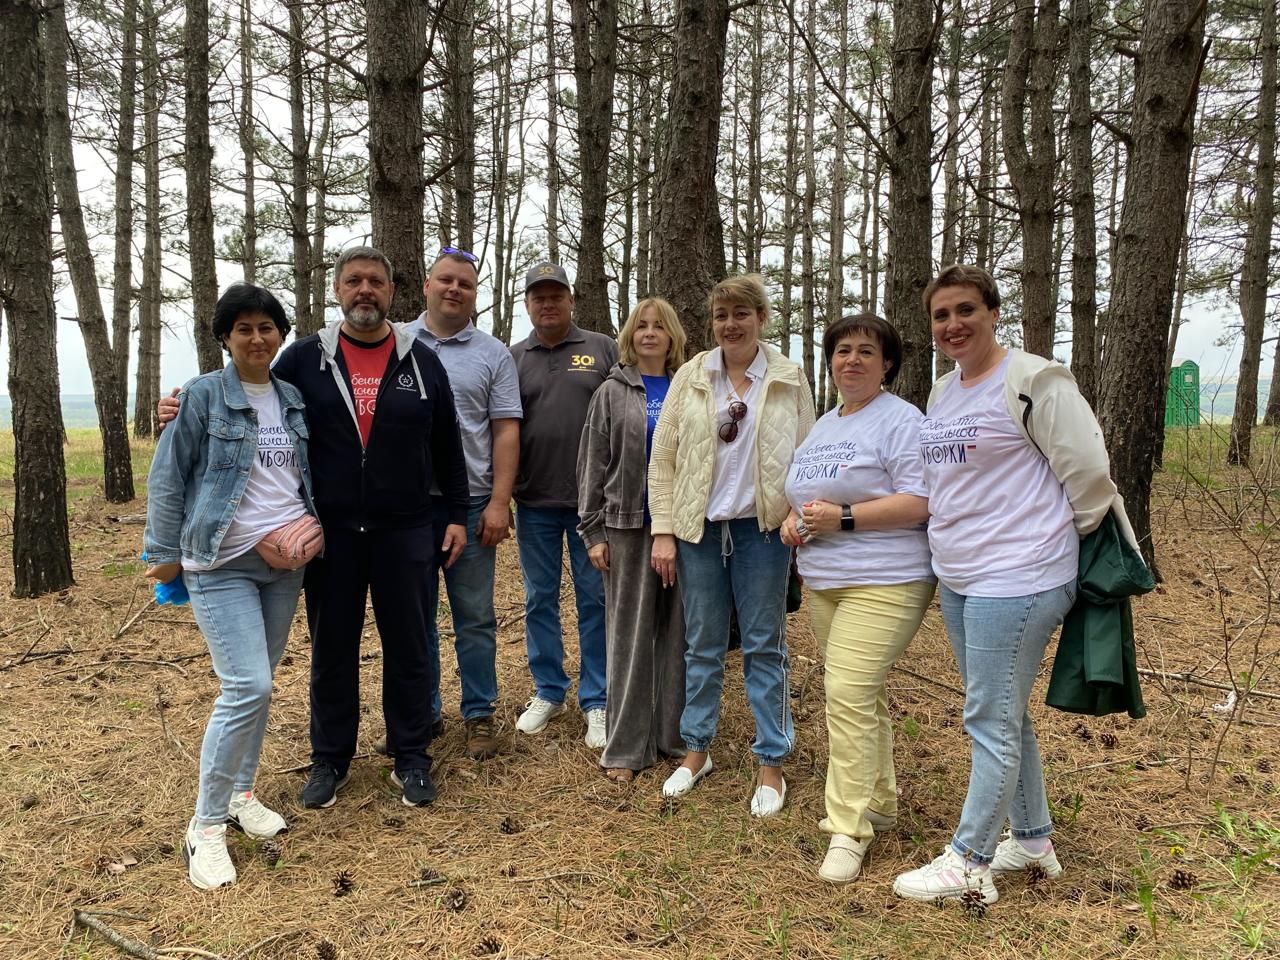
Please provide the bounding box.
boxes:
[405,316,523,497]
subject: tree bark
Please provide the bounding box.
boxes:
[779,9,798,356]
[444,0,476,250]
[184,0,222,372]
[1098,0,1207,572]
[1228,0,1277,466]
[46,0,135,503]
[650,0,730,356]
[111,0,138,406]
[238,0,257,282]
[545,0,560,262]
[826,0,849,339]
[887,0,936,408]
[134,0,162,439]
[308,5,334,329]
[1002,0,1059,359]
[570,0,617,333]
[1,0,74,595]
[800,0,817,394]
[366,0,426,323]
[288,0,314,335]
[1067,0,1097,404]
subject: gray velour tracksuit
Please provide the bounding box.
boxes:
[577,363,686,770]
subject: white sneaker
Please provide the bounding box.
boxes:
[819,834,871,883]
[583,708,606,749]
[893,847,998,904]
[662,755,713,798]
[183,818,236,890]
[227,790,287,839]
[990,835,1064,877]
[516,696,566,734]
[749,777,787,818]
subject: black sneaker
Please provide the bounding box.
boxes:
[391,768,437,807]
[299,761,349,809]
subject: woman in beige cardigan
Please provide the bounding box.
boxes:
[647,273,816,817]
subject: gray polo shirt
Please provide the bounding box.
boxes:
[405,315,523,497]
[511,323,618,509]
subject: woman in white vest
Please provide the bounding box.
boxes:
[648,273,816,817]
[893,264,1131,906]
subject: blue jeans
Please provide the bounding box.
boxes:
[676,518,793,766]
[428,496,499,721]
[939,580,1077,863]
[515,504,607,711]
[186,552,304,825]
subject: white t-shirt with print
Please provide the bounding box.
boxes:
[920,355,1077,597]
[184,381,308,571]
[785,391,933,589]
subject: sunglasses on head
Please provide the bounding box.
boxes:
[718,400,748,443]
[440,246,480,265]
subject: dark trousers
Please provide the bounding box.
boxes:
[305,524,439,773]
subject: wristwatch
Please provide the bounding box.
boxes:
[840,505,855,531]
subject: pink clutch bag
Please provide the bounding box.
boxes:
[255,514,325,570]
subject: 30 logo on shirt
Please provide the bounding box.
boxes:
[571,354,596,369]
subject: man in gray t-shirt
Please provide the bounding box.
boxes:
[403,249,522,761]
[509,262,618,749]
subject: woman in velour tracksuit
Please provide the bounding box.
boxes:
[892,263,1141,906]
[576,297,688,783]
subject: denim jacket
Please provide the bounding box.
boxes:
[144,364,314,566]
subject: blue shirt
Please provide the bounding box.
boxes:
[641,373,670,524]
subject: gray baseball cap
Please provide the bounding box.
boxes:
[524,261,572,293]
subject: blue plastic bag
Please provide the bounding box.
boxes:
[140,552,190,606]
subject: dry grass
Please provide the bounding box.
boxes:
[0,429,1277,959]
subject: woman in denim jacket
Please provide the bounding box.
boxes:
[144,284,317,891]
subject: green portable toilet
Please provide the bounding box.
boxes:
[1165,359,1200,427]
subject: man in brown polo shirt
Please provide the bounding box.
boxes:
[509,262,618,748]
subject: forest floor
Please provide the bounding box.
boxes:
[0,427,1278,960]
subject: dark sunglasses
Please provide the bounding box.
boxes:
[718,400,748,443]
[440,246,480,265]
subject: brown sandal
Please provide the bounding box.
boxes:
[604,767,635,783]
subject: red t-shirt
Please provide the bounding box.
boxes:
[338,331,395,447]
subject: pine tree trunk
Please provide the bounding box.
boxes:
[1002,0,1058,360]
[745,4,763,273]
[185,0,222,372]
[288,0,313,334]
[1,0,74,596]
[1228,0,1277,466]
[45,0,135,503]
[570,0,617,333]
[238,0,256,282]
[111,0,138,406]
[545,0,560,262]
[308,6,333,329]
[1067,0,1097,404]
[617,69,634,330]
[826,0,849,338]
[635,40,652,299]
[1098,0,1207,572]
[649,0,730,356]
[445,0,476,250]
[779,10,798,357]
[887,0,936,408]
[134,0,162,439]
[367,0,426,323]
[800,0,817,395]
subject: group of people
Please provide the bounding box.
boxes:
[145,250,1138,907]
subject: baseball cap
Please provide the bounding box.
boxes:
[524,262,572,293]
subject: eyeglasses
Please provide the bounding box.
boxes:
[718,400,748,443]
[439,246,480,265]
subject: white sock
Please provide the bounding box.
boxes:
[1016,836,1051,855]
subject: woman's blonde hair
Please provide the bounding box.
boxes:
[617,297,687,374]
[708,273,770,322]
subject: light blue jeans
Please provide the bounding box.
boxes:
[428,496,499,721]
[515,505,607,711]
[939,580,1077,863]
[186,552,304,825]
[676,518,793,766]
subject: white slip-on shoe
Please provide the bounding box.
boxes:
[183,818,236,890]
[818,834,871,883]
[750,777,787,818]
[516,697,567,734]
[661,755,713,798]
[893,847,999,904]
[583,708,606,749]
[227,790,288,839]
[990,835,1064,877]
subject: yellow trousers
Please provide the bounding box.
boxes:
[809,580,935,840]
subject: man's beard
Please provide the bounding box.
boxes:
[344,302,385,331]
